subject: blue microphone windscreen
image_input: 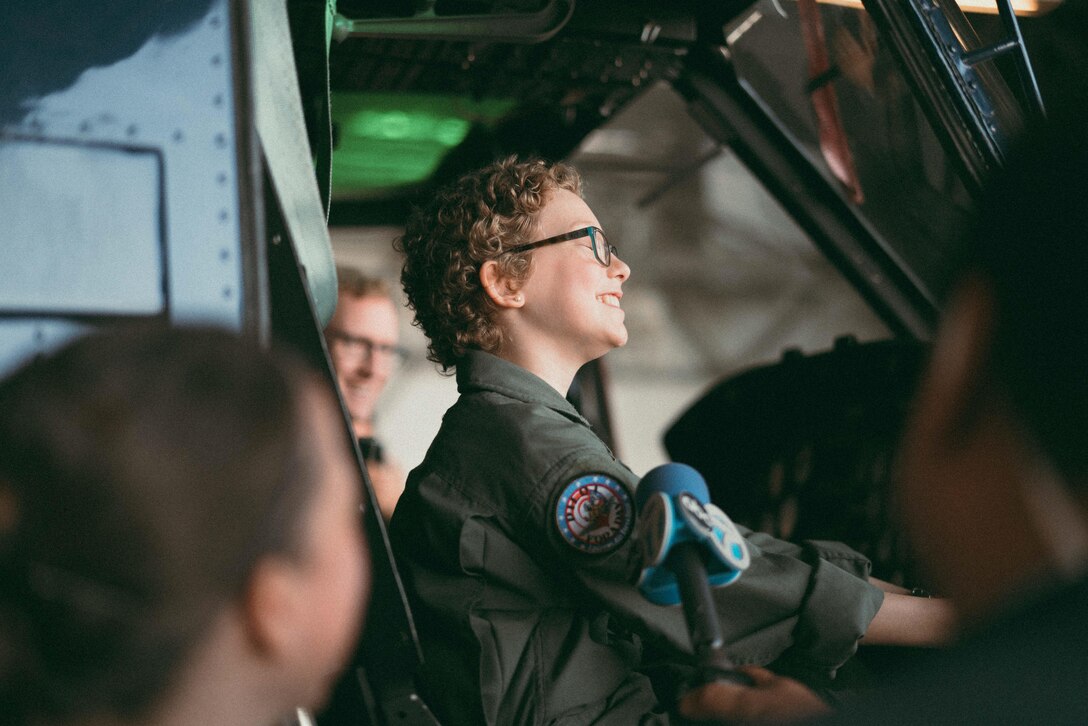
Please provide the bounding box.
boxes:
[635,462,710,509]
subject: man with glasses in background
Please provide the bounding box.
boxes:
[325,266,407,521]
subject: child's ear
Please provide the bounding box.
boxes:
[480,260,525,308]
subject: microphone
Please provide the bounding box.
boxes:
[634,463,751,681]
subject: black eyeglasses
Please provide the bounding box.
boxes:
[326,330,408,364]
[506,226,617,267]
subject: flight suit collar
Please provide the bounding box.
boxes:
[456,349,592,428]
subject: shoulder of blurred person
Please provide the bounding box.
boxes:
[362,448,406,522]
[0,324,369,726]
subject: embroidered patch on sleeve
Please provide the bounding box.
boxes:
[555,474,633,554]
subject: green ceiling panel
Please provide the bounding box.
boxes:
[331,92,516,199]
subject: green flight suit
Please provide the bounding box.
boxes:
[389,350,883,725]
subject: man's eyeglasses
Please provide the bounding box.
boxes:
[506,226,617,268]
[326,330,407,364]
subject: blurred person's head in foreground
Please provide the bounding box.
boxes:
[898,115,1088,625]
[0,325,369,726]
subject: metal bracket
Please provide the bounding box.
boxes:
[911,0,1043,162]
[962,0,1045,118]
[332,0,574,43]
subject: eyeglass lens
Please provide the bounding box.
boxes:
[589,227,611,267]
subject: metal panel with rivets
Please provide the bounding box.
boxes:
[0,0,264,376]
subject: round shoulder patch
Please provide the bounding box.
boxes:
[554,474,633,555]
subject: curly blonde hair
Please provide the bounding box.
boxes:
[395,156,582,370]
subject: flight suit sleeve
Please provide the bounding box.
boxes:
[740,533,884,670]
[531,451,883,677]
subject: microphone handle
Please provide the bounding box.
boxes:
[674,543,755,687]
[674,543,724,660]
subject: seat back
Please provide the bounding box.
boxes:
[664,336,928,585]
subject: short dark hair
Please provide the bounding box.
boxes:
[395,155,582,370]
[965,116,1088,488]
[0,325,320,723]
